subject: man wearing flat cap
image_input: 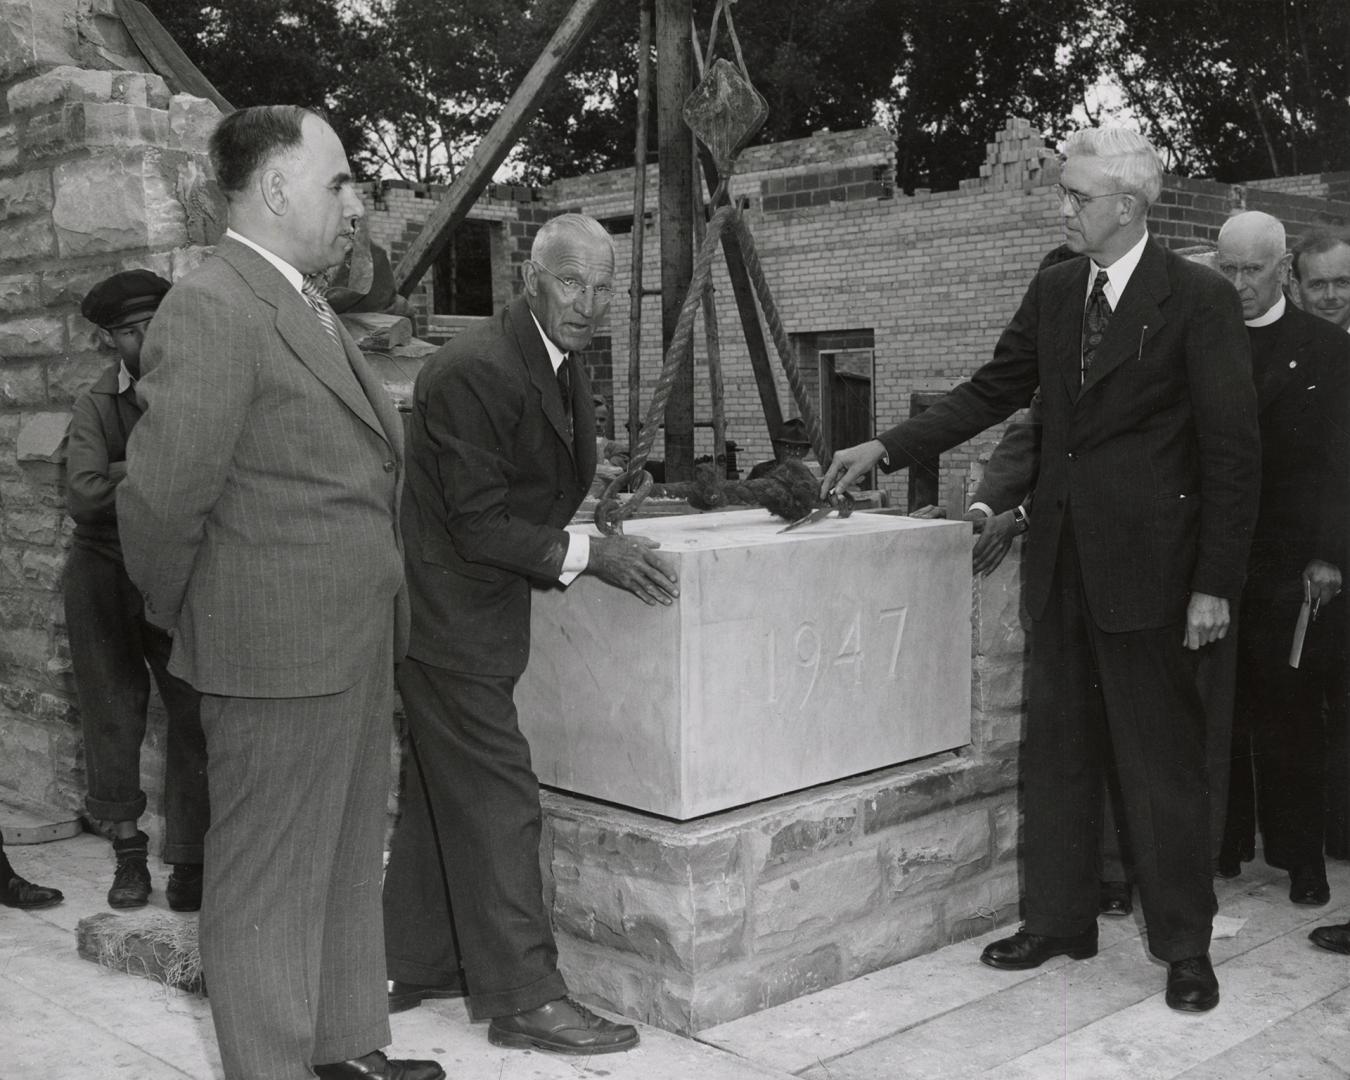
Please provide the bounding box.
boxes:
[66,269,209,914]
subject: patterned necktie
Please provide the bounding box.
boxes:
[1081,269,1111,385]
[301,275,342,347]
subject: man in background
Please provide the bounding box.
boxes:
[118,105,440,1080]
[67,270,207,913]
[1291,227,1350,333]
[1211,212,1348,906]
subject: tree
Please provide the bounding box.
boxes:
[137,0,378,168]
[1095,0,1350,180]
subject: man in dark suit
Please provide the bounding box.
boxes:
[382,213,678,1054]
[1212,212,1349,907]
[118,106,441,1080]
[823,127,1261,1012]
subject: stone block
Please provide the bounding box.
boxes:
[992,800,1020,864]
[7,66,114,112]
[79,101,171,150]
[12,405,67,460]
[53,150,186,256]
[0,123,17,172]
[0,0,80,82]
[752,848,881,950]
[19,548,64,589]
[842,895,945,976]
[46,353,103,405]
[0,502,60,544]
[880,808,990,899]
[0,213,56,259]
[518,511,973,818]
[40,251,173,308]
[0,314,62,357]
[761,804,859,870]
[0,273,41,315]
[690,944,844,1030]
[168,94,220,152]
[0,168,51,220]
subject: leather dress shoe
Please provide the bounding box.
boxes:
[488,996,639,1055]
[166,864,203,912]
[1099,881,1133,917]
[0,874,63,910]
[1289,865,1330,906]
[1165,953,1219,1012]
[1309,922,1350,955]
[313,1050,444,1080]
[980,927,1097,970]
[388,978,464,1014]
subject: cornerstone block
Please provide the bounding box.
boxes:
[517,510,972,818]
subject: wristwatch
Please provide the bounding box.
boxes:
[1012,504,1030,534]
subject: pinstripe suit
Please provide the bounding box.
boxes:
[880,238,1261,961]
[118,235,407,1079]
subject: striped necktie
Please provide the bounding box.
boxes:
[301,276,342,347]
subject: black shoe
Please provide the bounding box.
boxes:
[1165,953,1219,1012]
[1214,853,1241,879]
[0,873,63,910]
[108,830,151,909]
[313,1050,444,1080]
[1099,881,1133,917]
[1289,865,1330,906]
[1309,922,1350,955]
[980,927,1098,970]
[488,996,639,1055]
[166,863,203,912]
[388,978,464,1014]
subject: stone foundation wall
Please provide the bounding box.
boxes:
[540,542,1029,1033]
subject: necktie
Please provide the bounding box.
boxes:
[557,354,573,432]
[1081,269,1111,385]
[301,276,342,347]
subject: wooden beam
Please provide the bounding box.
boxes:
[656,0,695,481]
[392,0,615,296]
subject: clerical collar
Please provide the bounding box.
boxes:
[1245,293,1286,328]
[529,312,567,375]
[226,228,305,296]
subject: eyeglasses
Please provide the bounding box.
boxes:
[1054,184,1133,214]
[532,261,615,305]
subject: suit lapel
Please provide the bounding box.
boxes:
[218,238,388,444]
[509,298,576,462]
[1077,239,1170,402]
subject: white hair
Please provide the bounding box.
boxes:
[1060,127,1163,206]
[531,213,613,262]
[1218,210,1286,259]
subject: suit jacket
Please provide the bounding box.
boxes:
[403,296,597,676]
[66,364,140,560]
[117,237,408,697]
[880,237,1261,633]
[1244,301,1350,600]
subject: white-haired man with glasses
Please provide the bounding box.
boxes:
[823,127,1260,1012]
[381,212,677,1053]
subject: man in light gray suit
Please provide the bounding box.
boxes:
[118,106,442,1080]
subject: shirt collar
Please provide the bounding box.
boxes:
[226,228,305,295]
[1245,293,1286,328]
[117,361,135,394]
[529,312,567,374]
[1089,231,1150,309]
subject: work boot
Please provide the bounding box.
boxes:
[108,830,151,909]
[166,863,203,912]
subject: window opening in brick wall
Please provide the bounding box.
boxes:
[433,218,494,316]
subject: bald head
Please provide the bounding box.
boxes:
[1217,211,1290,320]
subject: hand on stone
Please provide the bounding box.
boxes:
[820,439,886,500]
[587,534,679,606]
[908,504,948,519]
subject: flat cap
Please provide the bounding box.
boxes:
[81,269,172,330]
